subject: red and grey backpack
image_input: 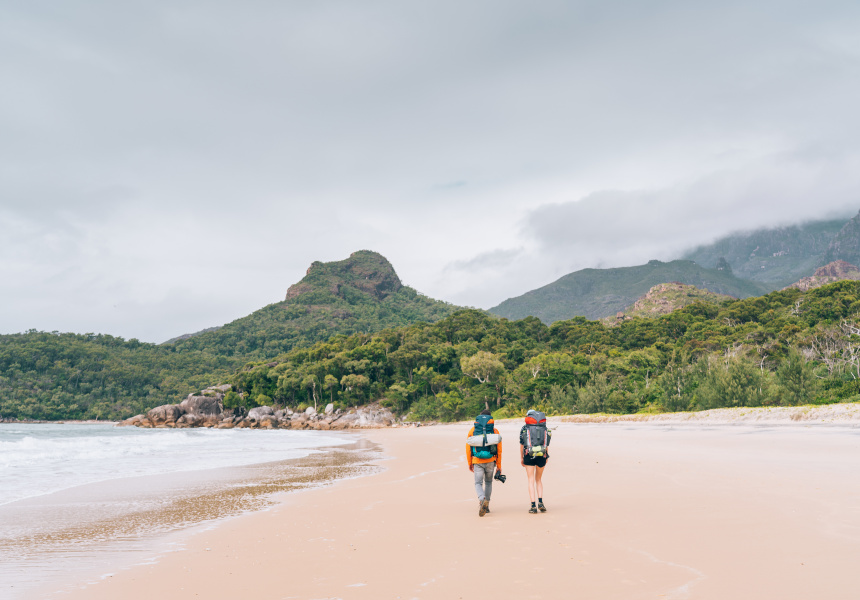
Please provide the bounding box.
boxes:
[524,410,548,458]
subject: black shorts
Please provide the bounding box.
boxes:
[523,455,548,468]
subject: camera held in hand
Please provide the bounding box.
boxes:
[493,470,506,484]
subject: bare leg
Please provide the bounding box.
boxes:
[534,465,545,500]
[525,465,536,503]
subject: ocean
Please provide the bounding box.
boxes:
[0,423,376,598]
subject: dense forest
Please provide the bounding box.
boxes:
[0,332,239,420]
[229,281,860,422]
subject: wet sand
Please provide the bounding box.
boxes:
[51,421,860,599]
[5,437,380,599]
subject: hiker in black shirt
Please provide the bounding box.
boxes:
[520,409,551,514]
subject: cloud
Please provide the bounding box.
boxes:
[524,153,860,269]
[444,152,860,308]
[2,0,860,338]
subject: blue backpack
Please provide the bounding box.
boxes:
[469,414,498,459]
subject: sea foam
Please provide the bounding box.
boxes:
[0,423,350,506]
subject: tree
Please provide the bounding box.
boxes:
[302,374,319,412]
[340,373,370,403]
[323,374,339,404]
[460,351,505,408]
[776,350,819,406]
[460,351,504,384]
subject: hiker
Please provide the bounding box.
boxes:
[466,409,502,517]
[520,409,551,514]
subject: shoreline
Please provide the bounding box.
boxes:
[3,432,382,600]
[556,401,860,425]
[51,421,860,599]
[0,419,119,425]
[5,400,860,429]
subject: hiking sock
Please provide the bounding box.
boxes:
[538,498,542,503]
[531,502,536,508]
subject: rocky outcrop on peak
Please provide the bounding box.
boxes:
[286,250,403,302]
[782,260,860,292]
[604,282,734,326]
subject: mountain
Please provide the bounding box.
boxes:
[681,218,847,288]
[489,259,768,323]
[824,211,860,266]
[604,282,734,325]
[783,260,860,292]
[0,251,462,421]
[168,250,462,358]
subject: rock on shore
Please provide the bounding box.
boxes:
[117,386,401,430]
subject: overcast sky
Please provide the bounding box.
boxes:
[3,0,860,342]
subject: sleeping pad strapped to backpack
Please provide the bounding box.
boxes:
[524,410,548,458]
[468,414,500,459]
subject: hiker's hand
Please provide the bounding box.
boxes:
[520,459,525,466]
[469,464,474,472]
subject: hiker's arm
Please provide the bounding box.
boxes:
[495,427,502,472]
[466,427,474,471]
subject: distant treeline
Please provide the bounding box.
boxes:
[4,281,860,421]
[230,282,860,421]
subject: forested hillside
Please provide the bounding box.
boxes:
[489,259,768,323]
[229,280,860,422]
[0,332,239,420]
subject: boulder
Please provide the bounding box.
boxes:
[248,406,275,421]
[146,404,184,427]
[203,383,232,394]
[177,414,203,427]
[179,395,223,417]
[201,414,220,427]
[305,406,317,416]
[325,403,334,415]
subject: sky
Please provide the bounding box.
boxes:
[3,0,860,343]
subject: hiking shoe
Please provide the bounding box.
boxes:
[538,501,546,512]
[479,499,489,517]
[528,505,538,514]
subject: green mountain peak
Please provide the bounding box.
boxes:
[286,250,402,302]
[490,259,767,323]
[170,250,460,358]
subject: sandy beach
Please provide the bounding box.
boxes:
[50,420,860,600]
